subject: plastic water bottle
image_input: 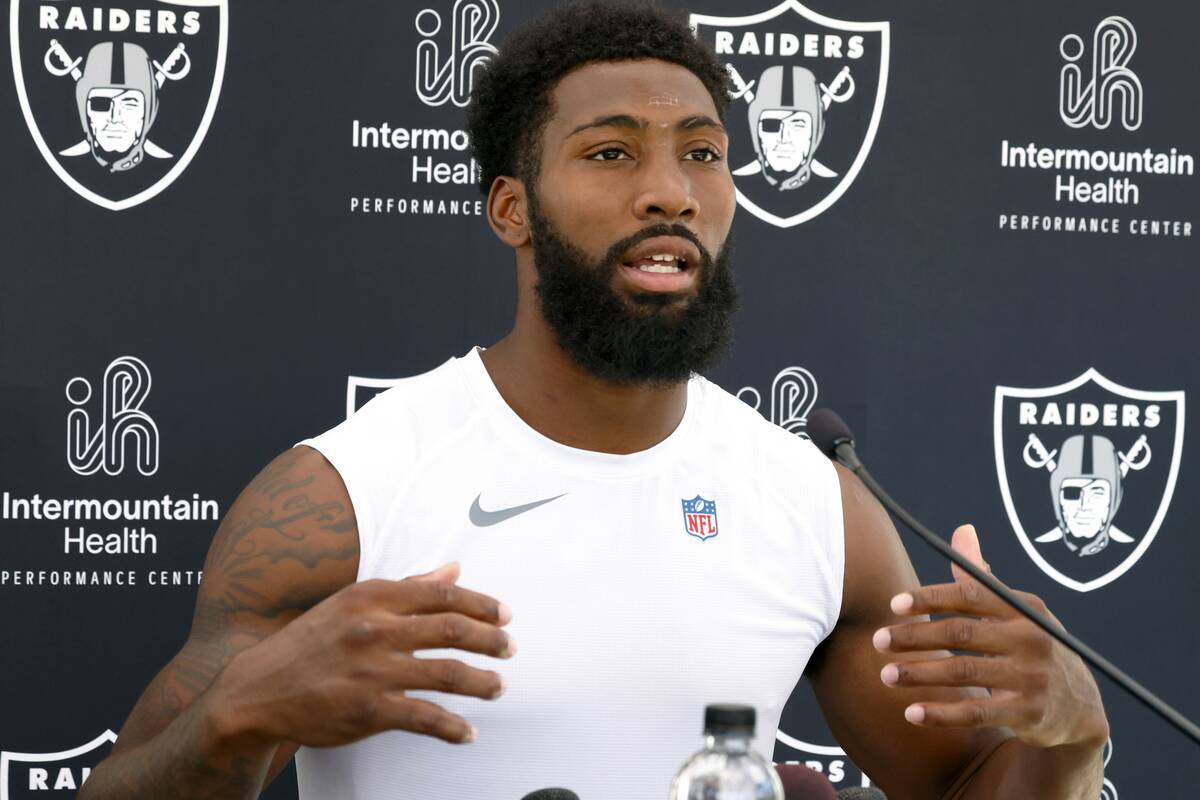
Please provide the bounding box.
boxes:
[669,704,784,800]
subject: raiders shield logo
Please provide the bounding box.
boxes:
[1,730,116,799]
[690,0,889,228]
[994,369,1185,592]
[774,730,872,790]
[346,374,407,419]
[10,0,227,210]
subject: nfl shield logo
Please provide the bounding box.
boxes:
[682,495,719,541]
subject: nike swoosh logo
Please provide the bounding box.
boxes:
[469,493,566,527]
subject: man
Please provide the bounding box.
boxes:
[80,4,1108,798]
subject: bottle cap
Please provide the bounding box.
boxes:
[703,704,756,736]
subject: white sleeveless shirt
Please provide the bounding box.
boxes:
[294,348,844,799]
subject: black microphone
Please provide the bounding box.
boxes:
[806,408,1200,748]
[519,790,579,800]
[775,763,837,799]
[835,787,887,799]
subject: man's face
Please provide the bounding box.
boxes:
[528,60,738,383]
[1058,478,1112,539]
[86,87,145,153]
[757,109,813,173]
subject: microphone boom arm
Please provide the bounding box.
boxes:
[832,440,1200,749]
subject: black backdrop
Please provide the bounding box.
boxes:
[2,0,1197,797]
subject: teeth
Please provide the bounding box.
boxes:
[650,254,675,262]
[637,263,681,273]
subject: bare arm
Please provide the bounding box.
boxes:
[79,445,360,799]
[806,464,1106,800]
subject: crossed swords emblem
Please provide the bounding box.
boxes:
[1022,432,1151,545]
[725,62,855,180]
[43,38,191,160]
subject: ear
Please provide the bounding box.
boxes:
[487,176,531,248]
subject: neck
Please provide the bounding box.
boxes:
[480,312,689,455]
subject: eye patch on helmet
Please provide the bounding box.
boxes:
[1059,482,1108,502]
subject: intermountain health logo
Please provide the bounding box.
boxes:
[10,0,227,210]
[996,15,1194,238]
[738,366,818,438]
[348,0,490,216]
[66,356,159,477]
[414,0,498,108]
[690,0,889,228]
[1059,16,1142,132]
[994,369,1184,592]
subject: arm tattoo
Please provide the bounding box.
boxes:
[82,448,357,799]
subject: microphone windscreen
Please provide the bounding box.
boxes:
[835,787,887,799]
[806,408,855,459]
[775,764,838,800]
[519,790,579,800]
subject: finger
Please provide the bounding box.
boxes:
[874,618,1017,655]
[879,655,1015,690]
[407,562,461,584]
[394,613,517,659]
[893,578,1011,619]
[902,697,1023,729]
[950,524,991,584]
[380,694,478,744]
[397,655,507,701]
[393,580,513,625]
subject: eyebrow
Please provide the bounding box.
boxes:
[567,114,726,138]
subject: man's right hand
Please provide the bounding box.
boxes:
[209,561,515,749]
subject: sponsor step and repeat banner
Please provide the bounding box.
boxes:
[2,0,1195,796]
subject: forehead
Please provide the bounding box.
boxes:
[547,59,719,128]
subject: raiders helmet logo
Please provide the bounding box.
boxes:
[10,0,227,209]
[994,369,1185,592]
[690,1,889,228]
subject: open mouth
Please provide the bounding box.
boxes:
[616,235,702,292]
[623,253,689,274]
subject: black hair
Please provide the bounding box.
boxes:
[466,1,732,195]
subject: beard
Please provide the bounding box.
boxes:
[527,194,738,386]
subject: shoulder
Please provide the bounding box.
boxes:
[692,373,834,478]
[305,354,483,466]
[343,356,478,439]
[295,354,486,557]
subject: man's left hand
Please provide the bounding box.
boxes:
[872,524,1109,750]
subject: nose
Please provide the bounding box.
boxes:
[631,149,699,223]
[109,100,121,122]
[779,121,791,143]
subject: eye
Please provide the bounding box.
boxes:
[684,147,723,163]
[588,147,630,162]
